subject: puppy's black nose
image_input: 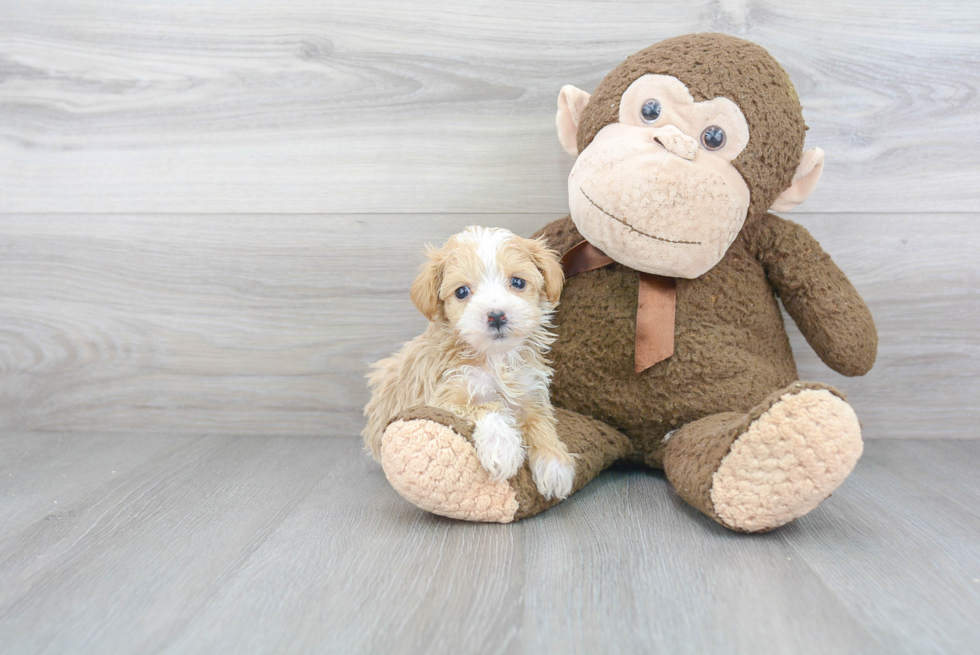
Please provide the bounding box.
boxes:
[487,310,507,329]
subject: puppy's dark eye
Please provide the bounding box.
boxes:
[454,286,470,300]
[640,99,662,123]
[701,125,726,151]
[510,277,526,290]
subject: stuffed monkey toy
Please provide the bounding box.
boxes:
[374,33,877,533]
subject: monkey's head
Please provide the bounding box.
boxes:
[557,33,824,278]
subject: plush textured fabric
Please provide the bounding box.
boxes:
[751,216,878,376]
[380,211,876,530]
[382,410,519,523]
[661,381,855,531]
[383,405,632,521]
[376,34,878,532]
[577,33,806,222]
[514,407,633,519]
[536,214,877,448]
[568,122,750,277]
[710,388,863,532]
[521,213,876,530]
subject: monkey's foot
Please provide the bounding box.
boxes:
[381,405,631,522]
[666,383,864,533]
[381,407,520,523]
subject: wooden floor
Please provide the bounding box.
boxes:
[1,436,977,655]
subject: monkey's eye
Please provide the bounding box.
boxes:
[454,286,470,300]
[510,277,526,290]
[700,126,726,151]
[640,99,662,123]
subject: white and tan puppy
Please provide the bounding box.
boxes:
[362,226,575,500]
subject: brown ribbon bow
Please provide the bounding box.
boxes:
[560,240,676,373]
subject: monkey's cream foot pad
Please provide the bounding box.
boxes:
[381,419,519,523]
[711,389,864,532]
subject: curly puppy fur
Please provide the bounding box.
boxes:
[363,227,575,500]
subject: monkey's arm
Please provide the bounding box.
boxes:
[530,215,583,257]
[747,213,877,377]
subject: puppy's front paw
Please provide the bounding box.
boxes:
[473,412,525,482]
[530,448,576,500]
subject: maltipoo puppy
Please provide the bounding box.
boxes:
[362,226,575,500]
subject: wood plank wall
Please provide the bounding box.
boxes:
[1,1,978,438]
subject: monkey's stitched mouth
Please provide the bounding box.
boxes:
[580,188,702,245]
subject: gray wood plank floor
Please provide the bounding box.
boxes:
[1,435,978,655]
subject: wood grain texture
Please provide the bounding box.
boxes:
[1,212,976,439]
[1,0,979,213]
[1,435,978,654]
[783,440,980,653]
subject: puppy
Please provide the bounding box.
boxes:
[362,226,575,500]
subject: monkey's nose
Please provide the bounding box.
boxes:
[651,125,698,161]
[487,310,507,329]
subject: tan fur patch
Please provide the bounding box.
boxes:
[362,227,563,460]
[381,419,519,523]
[495,244,545,299]
[710,389,863,532]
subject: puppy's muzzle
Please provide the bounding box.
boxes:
[487,310,507,330]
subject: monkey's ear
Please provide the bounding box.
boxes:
[770,148,825,212]
[556,85,592,156]
[409,246,445,321]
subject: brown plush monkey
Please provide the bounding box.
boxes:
[376,34,877,532]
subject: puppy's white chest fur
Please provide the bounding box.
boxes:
[464,367,502,405]
[459,361,543,412]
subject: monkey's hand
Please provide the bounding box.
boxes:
[751,213,878,377]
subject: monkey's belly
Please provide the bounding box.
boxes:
[549,265,798,449]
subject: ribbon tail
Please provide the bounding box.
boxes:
[635,274,676,373]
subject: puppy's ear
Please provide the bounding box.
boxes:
[409,245,445,321]
[525,237,564,304]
